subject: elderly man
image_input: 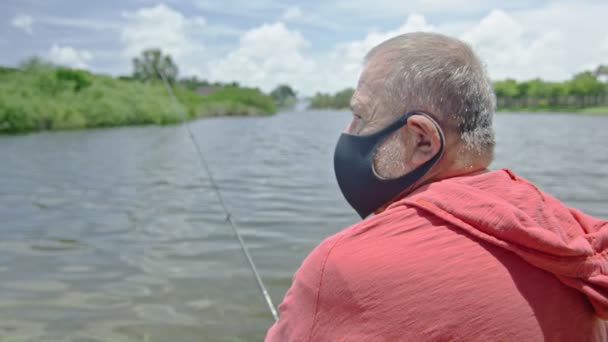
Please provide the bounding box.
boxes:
[266,32,608,341]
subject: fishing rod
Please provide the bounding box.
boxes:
[155,68,279,321]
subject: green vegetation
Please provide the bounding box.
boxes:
[0,66,17,75]
[309,65,608,114]
[309,88,354,109]
[180,76,213,90]
[270,84,297,108]
[178,76,241,91]
[132,48,178,84]
[580,106,608,114]
[0,51,278,134]
[494,67,608,111]
[198,86,278,117]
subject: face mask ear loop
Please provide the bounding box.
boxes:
[371,112,446,216]
[371,111,446,180]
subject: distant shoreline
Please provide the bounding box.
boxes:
[308,68,608,114]
[306,106,608,115]
[496,106,608,114]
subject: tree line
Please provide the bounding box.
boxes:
[309,88,354,109]
[309,65,608,112]
[495,66,608,109]
[127,49,297,108]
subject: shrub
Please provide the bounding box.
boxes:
[55,68,92,91]
[0,65,277,133]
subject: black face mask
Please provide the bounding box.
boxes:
[333,111,445,218]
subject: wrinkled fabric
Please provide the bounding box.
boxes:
[266,169,608,341]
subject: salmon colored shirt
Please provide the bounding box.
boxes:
[266,169,608,341]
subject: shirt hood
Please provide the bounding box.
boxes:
[391,169,608,319]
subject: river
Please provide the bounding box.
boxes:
[0,110,607,341]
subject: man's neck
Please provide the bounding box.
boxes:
[373,165,489,216]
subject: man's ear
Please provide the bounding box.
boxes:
[405,115,442,167]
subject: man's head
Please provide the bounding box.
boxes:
[348,32,496,185]
[335,32,496,217]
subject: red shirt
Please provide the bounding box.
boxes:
[266,169,608,341]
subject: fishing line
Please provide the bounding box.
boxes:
[156,69,279,321]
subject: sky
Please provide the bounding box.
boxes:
[1,0,607,95]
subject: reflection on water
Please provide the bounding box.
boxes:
[0,111,607,341]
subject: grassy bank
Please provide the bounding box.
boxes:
[309,88,354,110]
[579,106,608,114]
[0,65,277,134]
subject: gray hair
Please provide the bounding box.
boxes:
[365,32,496,160]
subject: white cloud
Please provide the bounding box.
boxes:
[320,3,606,87]
[12,14,34,34]
[325,0,513,19]
[193,0,282,17]
[121,4,208,76]
[416,0,508,12]
[316,14,434,93]
[331,13,433,68]
[39,16,120,31]
[40,1,603,96]
[206,14,435,95]
[511,1,608,78]
[281,6,303,21]
[121,4,203,58]
[298,3,607,93]
[458,2,608,81]
[279,6,341,31]
[209,22,316,92]
[418,0,485,7]
[48,44,93,69]
[459,10,568,80]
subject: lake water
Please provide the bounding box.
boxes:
[1,110,607,341]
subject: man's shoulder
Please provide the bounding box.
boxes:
[302,204,435,277]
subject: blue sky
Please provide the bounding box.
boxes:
[2,0,607,95]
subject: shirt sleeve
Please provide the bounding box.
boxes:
[265,234,344,342]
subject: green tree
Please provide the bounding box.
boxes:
[55,68,92,92]
[0,66,17,75]
[309,88,354,109]
[270,84,297,107]
[547,82,570,106]
[132,49,178,83]
[569,72,603,96]
[334,88,355,108]
[179,76,210,91]
[494,79,520,107]
[594,65,608,83]
[525,79,550,98]
[568,71,604,106]
[494,79,519,98]
[524,79,551,107]
[19,56,52,70]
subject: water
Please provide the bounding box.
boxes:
[0,111,607,341]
